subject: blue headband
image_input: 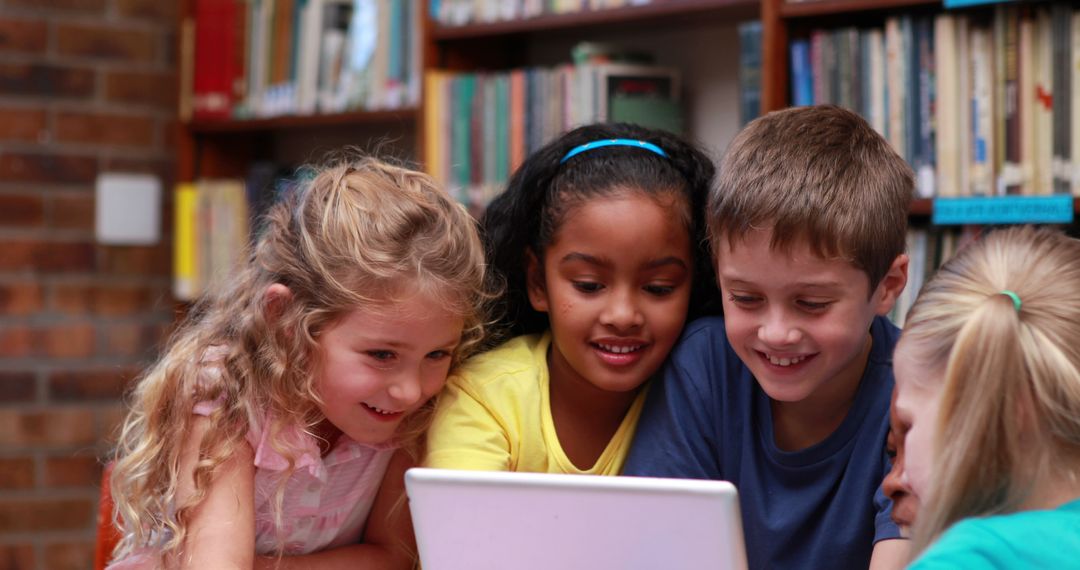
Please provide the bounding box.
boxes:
[559,139,668,164]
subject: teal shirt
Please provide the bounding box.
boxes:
[909,498,1080,569]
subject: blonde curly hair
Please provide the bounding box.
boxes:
[108,155,492,561]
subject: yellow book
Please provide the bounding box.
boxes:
[173,182,199,301]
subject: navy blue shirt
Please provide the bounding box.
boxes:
[624,316,901,570]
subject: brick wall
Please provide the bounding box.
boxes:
[0,0,177,568]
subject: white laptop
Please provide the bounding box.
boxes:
[405,468,748,570]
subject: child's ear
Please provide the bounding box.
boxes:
[873,253,910,316]
[525,250,550,313]
[263,283,294,324]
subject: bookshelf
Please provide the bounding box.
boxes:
[760,0,1080,216]
[176,0,757,178]
[174,0,760,300]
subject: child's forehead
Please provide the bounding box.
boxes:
[718,227,854,266]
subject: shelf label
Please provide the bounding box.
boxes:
[944,0,1010,7]
[932,195,1075,225]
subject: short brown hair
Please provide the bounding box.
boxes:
[709,105,914,292]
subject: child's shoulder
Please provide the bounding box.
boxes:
[868,315,902,365]
[449,332,550,392]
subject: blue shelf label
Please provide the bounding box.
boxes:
[932,195,1075,225]
[944,0,1010,7]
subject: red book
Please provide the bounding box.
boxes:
[193,0,245,120]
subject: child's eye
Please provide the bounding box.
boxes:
[572,281,603,293]
[797,299,832,311]
[366,350,396,361]
[644,284,675,296]
[727,293,761,306]
[425,350,452,361]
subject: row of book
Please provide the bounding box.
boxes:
[185,0,421,121]
[431,0,651,26]
[424,63,683,209]
[790,3,1080,199]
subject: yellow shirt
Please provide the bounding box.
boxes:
[425,332,648,475]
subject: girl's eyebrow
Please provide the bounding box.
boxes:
[561,252,610,267]
[560,252,688,270]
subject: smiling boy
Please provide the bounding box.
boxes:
[623,105,913,569]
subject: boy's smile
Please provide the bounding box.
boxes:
[716,228,906,442]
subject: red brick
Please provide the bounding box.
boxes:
[6,0,105,11]
[0,371,36,403]
[0,457,34,490]
[0,408,97,446]
[50,282,94,314]
[55,111,156,147]
[98,244,171,276]
[0,323,95,358]
[0,327,32,358]
[56,23,157,63]
[116,0,178,22]
[103,323,165,358]
[98,284,164,315]
[48,367,137,401]
[50,191,94,231]
[0,18,47,53]
[0,152,98,184]
[99,404,126,444]
[44,541,96,570]
[0,108,47,142]
[0,498,94,532]
[105,70,178,108]
[0,281,43,315]
[0,193,44,226]
[0,63,95,98]
[0,239,96,272]
[0,544,34,570]
[42,322,96,358]
[102,156,174,183]
[45,455,102,488]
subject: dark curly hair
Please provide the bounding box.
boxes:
[481,122,721,340]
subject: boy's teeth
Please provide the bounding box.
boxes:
[767,354,806,367]
[598,343,642,354]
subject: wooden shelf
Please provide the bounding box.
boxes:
[779,0,939,19]
[910,199,932,217]
[431,0,758,40]
[187,108,419,134]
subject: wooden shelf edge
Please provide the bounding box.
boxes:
[910,198,932,216]
[432,0,758,40]
[779,0,939,19]
[186,108,420,134]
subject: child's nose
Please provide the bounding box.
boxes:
[882,463,907,502]
[387,369,423,407]
[757,309,801,346]
[600,288,644,331]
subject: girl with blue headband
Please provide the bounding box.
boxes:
[425,123,720,475]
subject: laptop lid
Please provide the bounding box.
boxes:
[405,468,747,570]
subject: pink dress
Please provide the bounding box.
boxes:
[106,404,397,568]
